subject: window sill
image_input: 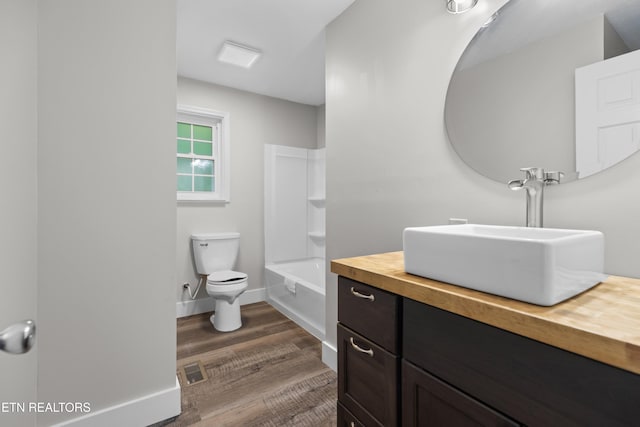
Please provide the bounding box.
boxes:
[177,192,229,204]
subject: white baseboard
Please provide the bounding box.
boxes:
[176,288,266,318]
[240,287,266,306]
[52,376,181,427]
[176,296,214,318]
[322,340,337,372]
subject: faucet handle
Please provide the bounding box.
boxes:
[519,167,545,180]
[508,179,524,190]
[508,167,538,190]
[544,170,564,185]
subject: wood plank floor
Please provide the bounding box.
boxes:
[158,302,337,427]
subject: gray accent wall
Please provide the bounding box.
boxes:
[324,0,640,357]
[37,1,177,425]
[0,2,37,426]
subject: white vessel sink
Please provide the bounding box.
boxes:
[403,224,605,306]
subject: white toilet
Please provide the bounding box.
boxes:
[191,232,248,332]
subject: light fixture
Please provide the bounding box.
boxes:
[447,0,478,14]
[217,41,261,69]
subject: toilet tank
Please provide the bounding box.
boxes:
[191,232,240,275]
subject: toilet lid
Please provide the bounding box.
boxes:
[208,270,247,284]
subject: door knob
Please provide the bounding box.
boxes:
[0,320,35,354]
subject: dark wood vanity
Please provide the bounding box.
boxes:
[333,252,640,426]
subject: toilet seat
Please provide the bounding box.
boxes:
[205,279,247,296]
[207,270,248,285]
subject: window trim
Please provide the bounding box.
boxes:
[176,105,230,202]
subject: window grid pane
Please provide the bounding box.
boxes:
[193,125,212,141]
[177,175,192,192]
[177,120,217,194]
[177,157,192,174]
[194,176,213,192]
[177,122,191,138]
[193,159,214,176]
[177,139,191,154]
[193,141,212,156]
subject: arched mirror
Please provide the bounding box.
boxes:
[445,0,640,183]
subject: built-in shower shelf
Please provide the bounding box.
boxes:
[308,231,326,241]
[308,197,325,207]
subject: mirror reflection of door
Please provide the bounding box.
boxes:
[576,49,640,178]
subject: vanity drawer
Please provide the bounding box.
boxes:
[338,276,400,352]
[337,401,365,427]
[338,323,399,427]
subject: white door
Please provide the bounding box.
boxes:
[0,1,38,426]
[576,49,640,178]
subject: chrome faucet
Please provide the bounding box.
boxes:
[508,167,563,227]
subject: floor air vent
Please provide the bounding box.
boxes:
[180,361,208,386]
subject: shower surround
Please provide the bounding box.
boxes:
[264,144,326,339]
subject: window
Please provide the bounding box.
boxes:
[176,105,230,202]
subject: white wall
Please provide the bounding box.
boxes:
[324,0,640,359]
[176,78,319,311]
[37,1,178,425]
[0,2,38,426]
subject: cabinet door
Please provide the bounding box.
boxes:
[338,324,399,427]
[402,361,520,427]
[403,298,640,426]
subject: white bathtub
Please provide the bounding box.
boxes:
[265,258,325,340]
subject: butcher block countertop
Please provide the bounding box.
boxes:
[331,251,640,375]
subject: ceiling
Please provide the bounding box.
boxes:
[177,0,354,106]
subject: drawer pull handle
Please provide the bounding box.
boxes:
[350,337,374,357]
[350,287,375,302]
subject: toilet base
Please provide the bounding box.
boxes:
[210,297,242,332]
